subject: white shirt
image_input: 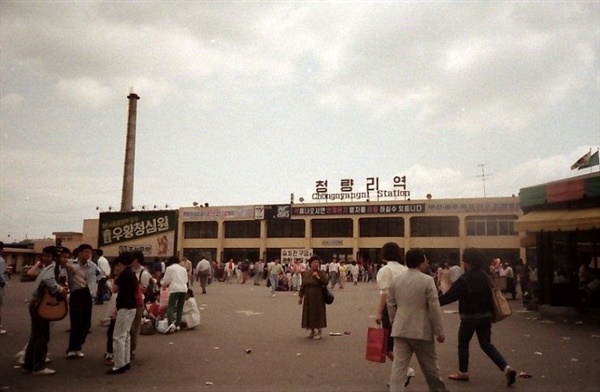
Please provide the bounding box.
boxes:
[328,262,339,274]
[161,263,188,293]
[376,261,408,294]
[97,256,111,276]
[449,265,464,283]
[195,258,211,274]
[501,266,514,279]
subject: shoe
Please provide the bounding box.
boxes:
[405,367,415,387]
[307,331,316,339]
[105,359,114,367]
[67,351,84,359]
[32,368,56,376]
[449,372,469,381]
[506,368,517,386]
[15,350,25,366]
[313,333,322,340]
[106,367,126,375]
[0,329,7,335]
[165,323,176,334]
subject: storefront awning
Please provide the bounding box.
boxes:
[515,208,600,232]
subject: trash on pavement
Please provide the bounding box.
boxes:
[534,351,543,356]
[519,372,532,378]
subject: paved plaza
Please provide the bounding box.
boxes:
[1,278,599,392]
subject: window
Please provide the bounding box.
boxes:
[267,219,305,238]
[410,216,459,237]
[466,215,518,236]
[184,221,218,239]
[359,217,404,237]
[183,248,216,264]
[224,220,261,238]
[311,218,353,238]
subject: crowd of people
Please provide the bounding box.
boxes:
[1,241,531,389]
[4,245,202,376]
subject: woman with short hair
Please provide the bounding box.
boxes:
[298,255,329,340]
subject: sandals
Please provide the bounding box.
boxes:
[448,372,469,381]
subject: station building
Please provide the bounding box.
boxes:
[178,196,524,267]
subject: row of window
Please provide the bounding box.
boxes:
[183,215,518,239]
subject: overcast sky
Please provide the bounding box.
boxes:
[1,1,598,242]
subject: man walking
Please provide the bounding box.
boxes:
[328,258,340,289]
[195,257,211,294]
[387,248,447,392]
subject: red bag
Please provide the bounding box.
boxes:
[366,327,388,363]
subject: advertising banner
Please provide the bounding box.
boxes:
[98,210,177,257]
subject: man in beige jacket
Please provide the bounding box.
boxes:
[387,248,448,392]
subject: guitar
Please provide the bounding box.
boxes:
[35,283,68,321]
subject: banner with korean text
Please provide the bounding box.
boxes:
[98,210,177,258]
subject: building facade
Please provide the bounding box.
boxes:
[515,172,600,310]
[178,196,524,267]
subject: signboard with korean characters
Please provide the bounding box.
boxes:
[98,210,177,257]
[281,248,313,264]
[312,175,410,201]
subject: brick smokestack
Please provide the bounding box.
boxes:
[120,90,140,212]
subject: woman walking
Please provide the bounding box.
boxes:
[298,255,329,340]
[439,247,517,387]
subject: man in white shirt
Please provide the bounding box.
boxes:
[180,256,193,287]
[375,242,415,388]
[328,258,340,289]
[95,249,111,305]
[195,257,211,294]
[161,257,188,332]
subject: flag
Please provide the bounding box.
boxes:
[571,151,591,170]
[578,150,599,170]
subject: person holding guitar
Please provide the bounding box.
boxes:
[22,246,70,375]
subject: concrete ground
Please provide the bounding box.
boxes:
[1,277,599,392]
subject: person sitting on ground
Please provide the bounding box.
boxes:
[180,289,200,330]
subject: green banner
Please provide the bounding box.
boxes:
[98,210,177,247]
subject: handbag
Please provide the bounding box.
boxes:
[365,327,388,363]
[487,275,512,323]
[322,285,334,305]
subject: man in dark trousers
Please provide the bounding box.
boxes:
[65,244,104,359]
[23,246,70,375]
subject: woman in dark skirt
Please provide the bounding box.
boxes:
[298,255,329,340]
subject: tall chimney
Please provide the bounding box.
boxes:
[120,90,140,212]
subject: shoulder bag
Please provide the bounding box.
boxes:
[487,275,512,323]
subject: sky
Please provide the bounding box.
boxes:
[0,1,599,243]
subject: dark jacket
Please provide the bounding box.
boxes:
[439,268,493,319]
